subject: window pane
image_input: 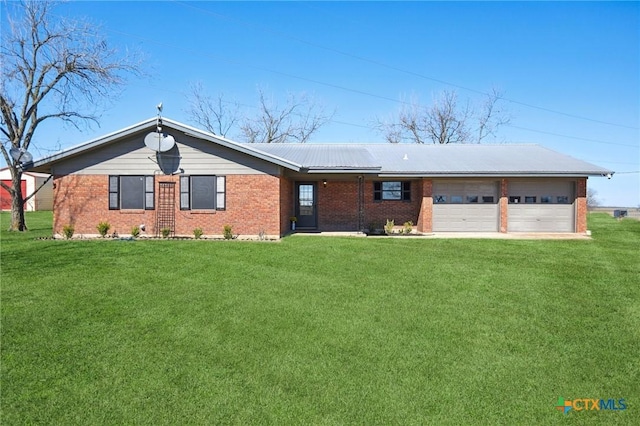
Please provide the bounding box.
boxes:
[509,196,521,204]
[451,195,463,203]
[557,196,569,204]
[191,176,215,210]
[482,196,494,203]
[121,176,144,209]
[541,196,552,204]
[382,181,401,191]
[434,195,446,203]
[525,196,536,204]
[466,195,478,203]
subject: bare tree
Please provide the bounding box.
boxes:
[186,82,240,137]
[1,1,140,231]
[587,187,601,209]
[377,89,509,144]
[240,88,332,143]
[476,88,511,143]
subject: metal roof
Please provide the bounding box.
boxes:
[254,143,613,177]
[30,117,613,177]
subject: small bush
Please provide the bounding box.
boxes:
[384,219,395,235]
[161,227,171,238]
[97,221,111,238]
[193,228,203,239]
[403,221,413,234]
[131,225,140,238]
[223,224,233,240]
[62,224,74,239]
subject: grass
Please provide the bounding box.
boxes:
[1,211,638,424]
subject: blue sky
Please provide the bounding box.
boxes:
[4,1,639,206]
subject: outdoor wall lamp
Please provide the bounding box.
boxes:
[323,179,327,187]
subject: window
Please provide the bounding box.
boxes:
[557,196,569,204]
[109,175,154,210]
[451,195,463,204]
[434,195,447,203]
[482,196,495,203]
[525,196,537,204]
[374,181,411,201]
[509,196,521,204]
[541,196,552,204]
[466,195,479,203]
[180,175,226,210]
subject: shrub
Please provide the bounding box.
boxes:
[193,228,203,239]
[403,221,413,234]
[161,227,171,238]
[131,225,140,238]
[97,221,111,238]
[384,219,395,235]
[62,224,74,239]
[223,224,233,240]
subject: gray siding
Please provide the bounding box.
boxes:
[52,130,281,176]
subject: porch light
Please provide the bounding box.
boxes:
[323,179,327,187]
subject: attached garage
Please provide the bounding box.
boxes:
[507,180,575,232]
[432,180,500,231]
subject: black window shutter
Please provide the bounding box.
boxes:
[109,176,119,210]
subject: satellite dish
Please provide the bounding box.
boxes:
[144,132,175,153]
[9,147,33,169]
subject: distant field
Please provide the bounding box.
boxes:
[589,206,640,220]
[1,211,638,424]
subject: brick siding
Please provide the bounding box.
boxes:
[53,174,281,237]
[363,180,422,231]
[576,177,587,233]
[500,178,508,233]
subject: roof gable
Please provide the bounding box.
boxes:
[30,118,302,173]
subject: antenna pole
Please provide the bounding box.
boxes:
[156,102,163,152]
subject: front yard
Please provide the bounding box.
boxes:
[1,212,638,424]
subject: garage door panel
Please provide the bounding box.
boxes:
[433,204,499,232]
[433,181,499,232]
[508,180,575,232]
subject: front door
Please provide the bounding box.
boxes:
[296,182,317,229]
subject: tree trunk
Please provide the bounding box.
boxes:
[9,172,27,231]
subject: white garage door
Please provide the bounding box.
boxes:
[433,181,499,232]
[508,180,575,232]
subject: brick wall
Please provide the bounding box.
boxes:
[416,179,432,233]
[576,177,587,233]
[363,180,422,231]
[279,176,293,234]
[500,178,508,233]
[53,174,282,237]
[317,181,359,231]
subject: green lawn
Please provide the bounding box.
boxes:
[1,212,638,425]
